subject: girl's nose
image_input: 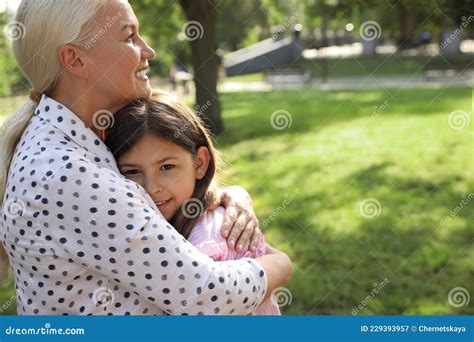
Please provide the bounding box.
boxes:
[145,177,162,198]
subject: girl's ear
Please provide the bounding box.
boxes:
[194,146,211,180]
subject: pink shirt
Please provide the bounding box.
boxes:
[188,206,281,315]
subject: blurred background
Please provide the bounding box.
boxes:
[0,0,473,315]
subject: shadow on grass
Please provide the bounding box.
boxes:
[270,164,473,315]
[217,87,470,147]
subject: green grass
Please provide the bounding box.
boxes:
[226,73,265,82]
[215,86,473,315]
[299,55,430,78]
[0,86,472,315]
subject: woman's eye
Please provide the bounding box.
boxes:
[126,33,135,43]
[160,164,175,171]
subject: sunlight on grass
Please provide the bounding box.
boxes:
[217,87,473,315]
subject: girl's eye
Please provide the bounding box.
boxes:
[122,169,140,176]
[160,164,175,171]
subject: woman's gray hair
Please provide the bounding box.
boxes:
[0,0,117,286]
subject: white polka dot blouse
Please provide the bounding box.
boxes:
[0,95,267,315]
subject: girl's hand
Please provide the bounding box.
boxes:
[209,185,261,252]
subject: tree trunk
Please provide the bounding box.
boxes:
[179,0,224,136]
[398,1,417,49]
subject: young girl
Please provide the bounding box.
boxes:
[105,91,280,315]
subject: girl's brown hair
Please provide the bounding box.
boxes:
[105,91,219,239]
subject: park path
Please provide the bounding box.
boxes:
[219,73,473,93]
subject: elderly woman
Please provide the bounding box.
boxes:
[0,0,292,315]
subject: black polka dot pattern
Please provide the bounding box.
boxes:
[0,95,267,315]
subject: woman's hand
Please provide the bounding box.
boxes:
[209,185,261,252]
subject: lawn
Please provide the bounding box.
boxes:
[297,54,474,78]
[215,86,473,315]
[0,86,472,315]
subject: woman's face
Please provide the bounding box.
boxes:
[84,1,156,108]
[117,134,210,221]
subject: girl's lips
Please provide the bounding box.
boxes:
[156,199,171,209]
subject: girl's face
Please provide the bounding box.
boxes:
[84,1,156,109]
[117,134,211,220]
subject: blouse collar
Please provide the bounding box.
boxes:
[34,94,117,171]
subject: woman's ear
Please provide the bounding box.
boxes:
[194,146,211,180]
[57,44,89,79]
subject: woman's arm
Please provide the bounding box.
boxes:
[210,185,262,253]
[255,243,293,301]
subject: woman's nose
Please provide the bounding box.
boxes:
[140,38,156,60]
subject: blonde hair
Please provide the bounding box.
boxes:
[0,0,111,282]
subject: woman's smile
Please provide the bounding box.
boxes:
[135,67,149,80]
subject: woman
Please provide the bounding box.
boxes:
[0,0,292,315]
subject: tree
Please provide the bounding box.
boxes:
[0,12,27,97]
[131,0,185,77]
[216,0,268,51]
[179,0,223,135]
[133,0,223,135]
